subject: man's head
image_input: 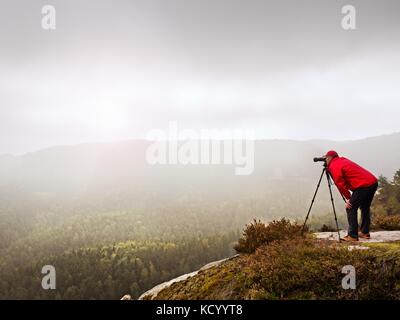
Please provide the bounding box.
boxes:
[325,150,339,165]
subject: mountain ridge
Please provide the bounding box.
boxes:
[2,131,400,158]
[1,132,399,193]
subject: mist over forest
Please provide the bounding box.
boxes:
[0,133,399,299]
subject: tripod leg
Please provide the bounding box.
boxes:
[302,168,325,233]
[326,170,341,242]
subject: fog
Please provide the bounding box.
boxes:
[1,0,400,155]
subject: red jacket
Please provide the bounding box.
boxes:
[327,157,377,199]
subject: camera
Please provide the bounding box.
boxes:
[313,156,326,162]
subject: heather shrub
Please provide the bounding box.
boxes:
[372,212,400,230]
[243,238,400,300]
[234,218,304,254]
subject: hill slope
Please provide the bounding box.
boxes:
[1,133,399,231]
[1,133,399,196]
[140,231,400,300]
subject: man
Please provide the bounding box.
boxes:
[325,150,378,242]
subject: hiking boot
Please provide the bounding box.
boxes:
[340,235,359,242]
[358,232,371,239]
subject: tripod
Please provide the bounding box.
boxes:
[302,164,342,242]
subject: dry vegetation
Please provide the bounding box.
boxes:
[153,219,400,300]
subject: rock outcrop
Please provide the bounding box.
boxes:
[129,230,400,300]
[314,230,400,242]
[138,255,239,300]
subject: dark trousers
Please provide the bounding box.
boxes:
[346,182,378,238]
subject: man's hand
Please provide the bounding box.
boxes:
[345,199,352,209]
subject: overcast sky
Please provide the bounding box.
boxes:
[0,0,399,154]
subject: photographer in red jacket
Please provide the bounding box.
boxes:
[325,150,378,242]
